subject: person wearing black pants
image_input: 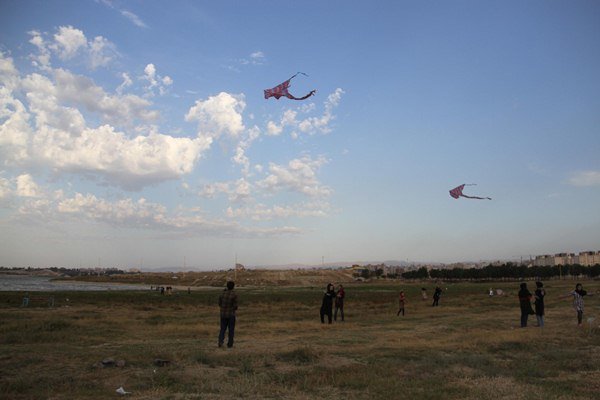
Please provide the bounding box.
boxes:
[320,283,335,324]
[432,286,442,307]
[518,282,533,328]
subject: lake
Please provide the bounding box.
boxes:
[0,274,148,291]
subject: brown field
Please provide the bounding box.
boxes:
[65,268,358,288]
[1,279,599,399]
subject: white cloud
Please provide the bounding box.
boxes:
[121,10,148,28]
[51,68,158,126]
[16,174,42,197]
[226,200,330,221]
[265,89,344,138]
[116,72,133,94]
[296,88,344,135]
[52,26,87,60]
[266,109,296,136]
[28,26,118,70]
[0,176,11,199]
[232,126,260,176]
[141,63,173,96]
[17,189,300,237]
[98,0,148,28]
[200,178,252,203]
[257,155,332,197]
[0,52,212,189]
[568,171,600,187]
[185,92,246,141]
[239,51,266,66]
[27,31,51,70]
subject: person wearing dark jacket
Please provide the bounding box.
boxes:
[518,282,533,328]
[534,281,545,327]
[432,286,442,307]
[218,281,238,348]
[320,283,335,324]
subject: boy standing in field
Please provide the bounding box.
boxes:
[397,290,405,316]
[218,281,238,348]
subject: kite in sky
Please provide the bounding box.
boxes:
[449,184,492,200]
[264,72,316,101]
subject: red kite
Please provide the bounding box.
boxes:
[449,184,491,200]
[264,72,316,101]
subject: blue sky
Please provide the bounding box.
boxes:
[1,0,599,270]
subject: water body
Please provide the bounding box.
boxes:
[0,274,148,292]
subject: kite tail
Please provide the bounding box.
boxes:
[286,90,316,100]
[460,195,492,200]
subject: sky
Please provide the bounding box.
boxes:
[1,0,599,270]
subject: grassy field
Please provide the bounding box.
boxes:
[1,280,599,399]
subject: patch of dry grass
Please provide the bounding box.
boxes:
[1,280,599,399]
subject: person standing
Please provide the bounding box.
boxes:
[397,290,405,316]
[320,283,335,324]
[562,283,594,327]
[534,281,545,327]
[518,282,533,328]
[432,286,442,307]
[334,284,345,322]
[218,281,238,348]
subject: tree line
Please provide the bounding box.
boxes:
[401,263,600,280]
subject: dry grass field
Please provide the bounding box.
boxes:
[1,280,599,399]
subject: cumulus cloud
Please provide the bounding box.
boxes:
[28,31,51,70]
[568,171,600,187]
[142,63,173,96]
[52,26,87,60]
[29,26,118,70]
[51,68,158,126]
[185,92,246,141]
[232,126,260,176]
[0,52,212,190]
[16,174,43,197]
[257,155,332,197]
[265,88,344,138]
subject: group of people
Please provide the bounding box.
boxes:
[518,282,595,328]
[217,280,597,349]
[320,283,345,324]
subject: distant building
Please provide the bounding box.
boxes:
[235,263,245,271]
[578,251,600,266]
[534,251,599,267]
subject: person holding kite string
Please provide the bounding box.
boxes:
[560,283,595,327]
